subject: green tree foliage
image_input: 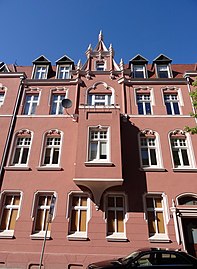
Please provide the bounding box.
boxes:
[185,78,197,134]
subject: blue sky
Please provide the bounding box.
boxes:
[1,0,197,66]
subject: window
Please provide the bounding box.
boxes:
[157,65,171,78]
[146,195,167,239]
[88,94,111,106]
[137,94,152,115]
[139,131,162,169]
[50,94,65,115]
[88,127,109,162]
[106,195,125,239]
[32,194,54,237]
[0,193,21,237]
[96,61,105,71]
[133,65,146,78]
[11,130,32,166]
[68,194,90,239]
[164,94,180,115]
[0,92,5,106]
[42,130,62,167]
[34,66,47,79]
[170,137,190,168]
[57,65,71,79]
[23,94,39,115]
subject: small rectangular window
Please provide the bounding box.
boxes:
[171,138,190,168]
[12,136,31,166]
[133,65,145,78]
[0,92,5,106]
[164,94,180,115]
[50,94,65,115]
[157,65,170,78]
[88,94,111,106]
[140,136,159,167]
[96,62,105,71]
[43,137,61,166]
[58,65,71,79]
[137,94,152,115]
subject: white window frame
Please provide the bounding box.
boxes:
[11,133,32,167]
[104,193,127,242]
[67,192,90,240]
[0,92,5,107]
[133,65,146,78]
[57,65,72,79]
[88,94,112,106]
[31,192,56,239]
[50,93,66,115]
[23,93,39,115]
[33,65,48,79]
[42,133,62,167]
[0,191,22,238]
[170,136,192,169]
[156,64,171,78]
[139,132,163,170]
[87,126,110,163]
[136,93,152,115]
[164,93,181,115]
[144,193,170,242]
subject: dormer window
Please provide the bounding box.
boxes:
[153,54,172,79]
[133,65,146,78]
[157,64,171,78]
[57,65,71,79]
[96,61,105,71]
[34,66,47,79]
[32,55,51,80]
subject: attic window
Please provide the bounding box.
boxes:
[157,65,171,78]
[133,65,146,78]
[96,61,105,71]
[34,66,47,79]
[57,65,71,79]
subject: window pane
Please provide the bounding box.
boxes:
[107,210,115,233]
[52,148,59,164]
[13,196,20,205]
[44,210,49,231]
[44,148,51,164]
[35,209,44,231]
[8,209,18,230]
[0,209,9,230]
[157,212,165,233]
[71,210,78,232]
[145,102,151,114]
[21,148,29,164]
[155,198,162,208]
[146,198,154,208]
[181,149,190,166]
[147,211,156,234]
[116,197,123,207]
[173,102,180,115]
[137,102,144,114]
[13,148,20,164]
[90,142,97,160]
[165,102,172,115]
[24,102,30,115]
[117,211,124,232]
[100,142,107,159]
[141,148,149,165]
[172,150,180,166]
[38,196,46,206]
[72,197,79,206]
[79,210,87,232]
[150,149,157,165]
[108,197,114,207]
[81,197,87,206]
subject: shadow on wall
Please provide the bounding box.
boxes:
[120,116,147,213]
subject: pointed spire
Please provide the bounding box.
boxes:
[77,59,82,70]
[99,30,103,42]
[120,58,124,70]
[87,44,92,51]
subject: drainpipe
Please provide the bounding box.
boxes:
[0,75,25,186]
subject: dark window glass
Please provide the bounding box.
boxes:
[150,149,157,165]
[181,149,190,166]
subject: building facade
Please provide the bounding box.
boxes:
[0,33,197,268]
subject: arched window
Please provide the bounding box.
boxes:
[11,129,32,166]
[41,129,62,167]
[87,82,114,106]
[177,194,197,206]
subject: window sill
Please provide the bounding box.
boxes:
[148,234,171,243]
[37,166,62,171]
[173,168,197,172]
[85,161,114,167]
[0,230,14,239]
[140,167,166,172]
[30,231,51,240]
[67,234,88,241]
[106,234,128,242]
[4,166,30,171]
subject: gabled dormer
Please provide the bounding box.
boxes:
[129,54,148,78]
[56,55,75,79]
[153,54,173,78]
[82,31,120,76]
[0,62,9,72]
[32,55,51,79]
